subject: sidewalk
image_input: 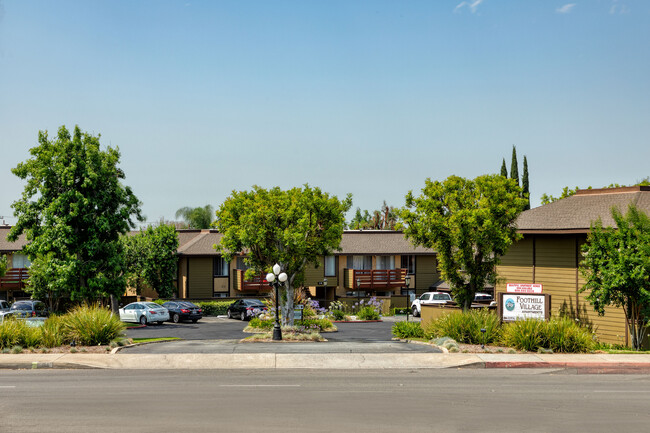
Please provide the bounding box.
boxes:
[2,351,650,371]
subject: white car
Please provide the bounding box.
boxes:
[119,302,169,326]
[410,292,454,317]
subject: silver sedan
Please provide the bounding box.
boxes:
[119,302,170,326]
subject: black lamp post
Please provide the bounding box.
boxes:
[266,263,287,341]
[480,328,486,349]
[405,275,411,322]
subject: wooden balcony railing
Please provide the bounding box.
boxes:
[0,268,29,291]
[235,269,271,292]
[344,268,407,290]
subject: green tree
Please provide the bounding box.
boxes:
[580,204,650,350]
[402,174,527,310]
[0,255,6,278]
[540,186,581,205]
[522,156,530,210]
[122,224,179,298]
[500,158,508,177]
[215,185,351,326]
[8,126,142,311]
[175,205,214,229]
[510,146,519,186]
[349,201,400,230]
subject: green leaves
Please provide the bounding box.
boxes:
[580,204,650,349]
[402,174,526,310]
[9,125,142,305]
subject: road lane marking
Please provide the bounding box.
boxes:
[0,386,16,388]
[219,385,301,388]
[593,390,650,393]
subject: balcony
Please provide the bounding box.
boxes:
[0,268,29,291]
[235,269,271,292]
[344,268,407,290]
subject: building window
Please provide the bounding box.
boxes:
[376,256,395,270]
[347,255,372,270]
[401,255,415,274]
[12,253,31,268]
[213,292,229,298]
[324,256,336,277]
[213,256,229,277]
[236,257,250,271]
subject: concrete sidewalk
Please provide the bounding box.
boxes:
[2,352,650,371]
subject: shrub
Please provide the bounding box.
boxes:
[500,319,545,351]
[357,306,380,321]
[61,304,126,346]
[500,318,595,353]
[20,325,42,349]
[41,315,66,348]
[297,318,336,332]
[330,309,346,321]
[0,318,27,349]
[249,318,274,330]
[194,301,233,316]
[541,318,595,353]
[424,309,501,344]
[392,321,425,339]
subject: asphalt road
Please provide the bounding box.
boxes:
[2,369,649,432]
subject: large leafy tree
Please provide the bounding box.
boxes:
[349,201,400,230]
[402,174,527,310]
[175,205,214,229]
[8,126,142,310]
[580,204,650,350]
[122,224,179,298]
[215,185,351,326]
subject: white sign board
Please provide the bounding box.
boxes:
[506,283,543,294]
[501,294,546,322]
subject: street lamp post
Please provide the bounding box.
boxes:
[405,275,411,322]
[356,277,361,312]
[266,263,288,341]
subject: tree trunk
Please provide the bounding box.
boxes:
[110,294,119,316]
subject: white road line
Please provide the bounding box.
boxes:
[0,386,16,388]
[219,385,301,388]
[593,390,650,393]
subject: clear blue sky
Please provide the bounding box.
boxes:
[1,0,649,225]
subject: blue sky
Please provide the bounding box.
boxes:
[1,0,648,225]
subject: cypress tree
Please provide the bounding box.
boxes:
[500,158,508,177]
[522,156,530,210]
[510,145,519,186]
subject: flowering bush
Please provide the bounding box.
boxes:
[354,297,382,320]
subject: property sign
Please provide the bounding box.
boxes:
[499,293,550,322]
[506,283,543,294]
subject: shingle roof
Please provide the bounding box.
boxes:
[516,186,650,233]
[337,230,434,255]
[175,229,435,256]
[0,226,28,252]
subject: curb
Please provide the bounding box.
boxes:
[483,361,650,372]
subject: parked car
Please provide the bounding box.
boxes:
[162,301,203,323]
[119,302,169,325]
[473,293,494,304]
[0,300,10,313]
[9,300,49,318]
[226,299,268,321]
[410,292,454,317]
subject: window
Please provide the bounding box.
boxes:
[347,255,372,270]
[236,257,250,271]
[324,256,336,277]
[213,292,229,298]
[12,253,31,268]
[401,255,415,274]
[376,256,395,270]
[214,256,229,277]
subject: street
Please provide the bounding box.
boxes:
[1,369,649,432]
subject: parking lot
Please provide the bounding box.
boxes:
[122,316,438,354]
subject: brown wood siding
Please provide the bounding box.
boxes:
[303,259,324,287]
[415,256,438,291]
[187,258,213,298]
[496,238,534,293]
[535,236,576,317]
